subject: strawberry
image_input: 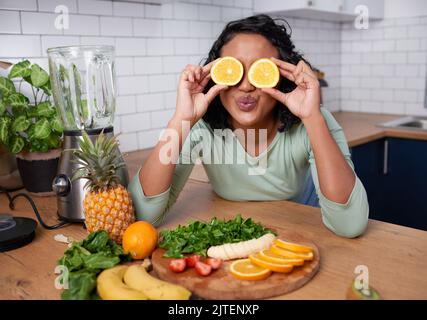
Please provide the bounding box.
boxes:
[195,261,212,276]
[168,258,186,273]
[206,258,223,270]
[185,255,201,268]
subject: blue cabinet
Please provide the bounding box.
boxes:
[351,138,427,231]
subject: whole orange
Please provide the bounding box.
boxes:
[122,221,158,259]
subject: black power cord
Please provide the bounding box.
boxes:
[0,187,69,230]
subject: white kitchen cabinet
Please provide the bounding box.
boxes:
[254,0,384,21]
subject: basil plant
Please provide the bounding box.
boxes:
[0,60,63,154]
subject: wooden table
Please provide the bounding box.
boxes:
[1,111,427,300]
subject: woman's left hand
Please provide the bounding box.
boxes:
[262,57,321,121]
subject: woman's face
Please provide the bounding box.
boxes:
[219,33,280,129]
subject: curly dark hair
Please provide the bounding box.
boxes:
[202,14,309,132]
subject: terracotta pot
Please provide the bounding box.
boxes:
[16,149,61,196]
[0,143,23,190]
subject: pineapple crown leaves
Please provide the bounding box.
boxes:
[70,130,125,192]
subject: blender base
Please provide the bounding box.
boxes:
[56,211,85,224]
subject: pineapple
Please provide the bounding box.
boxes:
[73,131,135,244]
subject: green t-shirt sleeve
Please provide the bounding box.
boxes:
[127,123,198,226]
[302,108,369,238]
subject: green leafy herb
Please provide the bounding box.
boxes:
[158,214,275,258]
[57,230,131,300]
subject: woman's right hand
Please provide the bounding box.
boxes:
[173,60,228,127]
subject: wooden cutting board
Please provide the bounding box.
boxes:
[151,230,320,300]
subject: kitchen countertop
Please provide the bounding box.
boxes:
[333,111,427,147]
[1,111,427,300]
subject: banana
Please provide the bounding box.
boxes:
[123,265,191,300]
[97,265,148,300]
[207,233,276,260]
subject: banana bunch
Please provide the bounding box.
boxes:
[97,264,191,300]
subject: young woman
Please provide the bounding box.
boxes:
[128,15,369,238]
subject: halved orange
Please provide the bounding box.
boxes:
[274,239,314,254]
[258,249,305,266]
[229,258,272,281]
[248,58,280,88]
[270,245,314,261]
[210,56,243,86]
[248,254,293,273]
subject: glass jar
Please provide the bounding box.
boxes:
[47,45,116,131]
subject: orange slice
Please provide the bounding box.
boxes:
[258,249,305,266]
[270,245,314,261]
[274,239,314,254]
[210,56,243,86]
[248,254,293,273]
[229,258,272,281]
[248,58,280,88]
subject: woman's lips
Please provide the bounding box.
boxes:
[236,96,257,112]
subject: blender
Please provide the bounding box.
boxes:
[48,45,128,222]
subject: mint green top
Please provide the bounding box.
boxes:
[128,108,369,238]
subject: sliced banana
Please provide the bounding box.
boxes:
[207,233,276,260]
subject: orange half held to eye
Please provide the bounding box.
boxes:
[248,58,280,88]
[210,56,244,86]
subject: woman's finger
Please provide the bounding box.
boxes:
[292,60,304,79]
[278,68,295,82]
[202,58,221,76]
[180,65,195,82]
[299,60,317,78]
[188,70,195,82]
[294,72,306,88]
[180,70,190,82]
[270,57,297,73]
[295,71,319,89]
[261,87,290,105]
[199,73,211,88]
[195,66,202,81]
[205,84,228,104]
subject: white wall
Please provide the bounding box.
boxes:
[340,16,427,116]
[385,0,427,18]
[0,0,253,152]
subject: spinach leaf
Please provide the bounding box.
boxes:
[82,253,120,270]
[158,214,275,258]
[61,270,97,300]
[57,231,130,300]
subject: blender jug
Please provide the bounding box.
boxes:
[48,45,129,222]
